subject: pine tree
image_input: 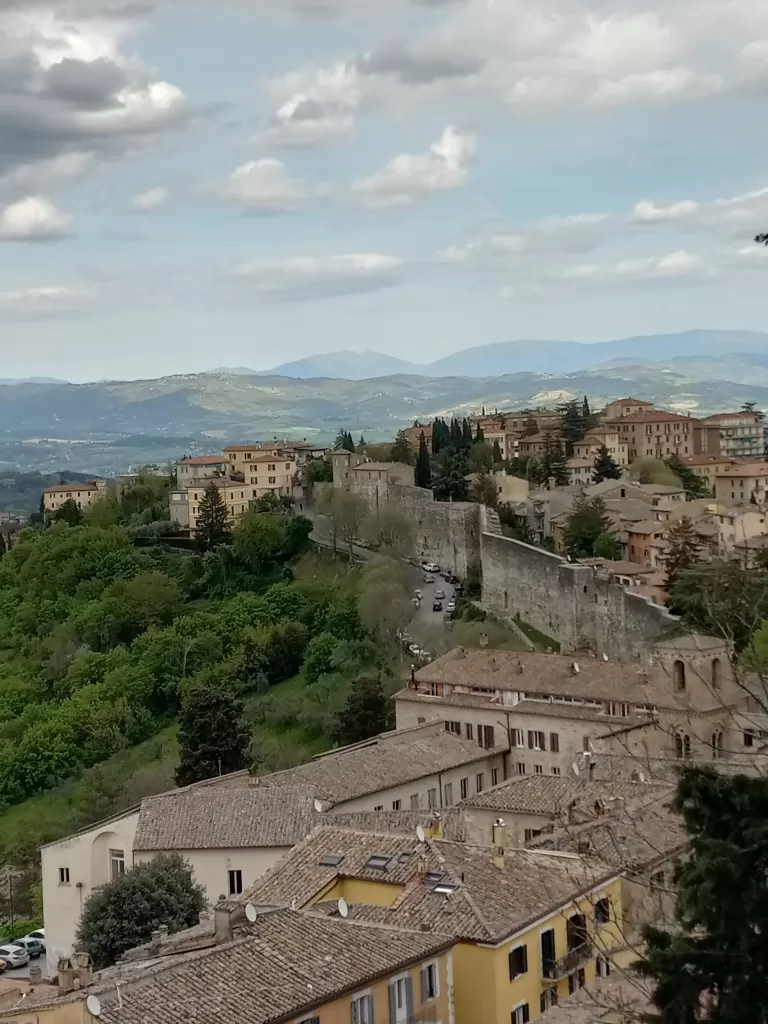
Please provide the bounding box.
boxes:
[664,516,701,594]
[541,433,569,487]
[358,435,366,448]
[391,430,414,465]
[433,449,469,502]
[195,482,230,550]
[582,395,599,431]
[639,766,768,1024]
[175,683,250,787]
[333,675,394,745]
[334,428,347,449]
[558,399,587,455]
[344,431,356,453]
[522,414,539,437]
[492,439,503,464]
[475,424,485,443]
[666,455,709,497]
[53,498,83,526]
[415,433,432,489]
[593,444,623,483]
[564,495,614,558]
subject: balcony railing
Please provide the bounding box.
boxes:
[541,940,593,981]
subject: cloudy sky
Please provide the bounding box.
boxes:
[1,0,768,382]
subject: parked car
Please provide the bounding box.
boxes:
[26,929,45,951]
[447,599,456,612]
[0,944,30,969]
[423,563,440,573]
[432,601,443,612]
[10,936,42,959]
[414,590,422,600]
[422,574,435,584]
[435,589,446,600]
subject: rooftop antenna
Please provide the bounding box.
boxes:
[338,898,349,919]
[86,994,102,1018]
[416,824,426,844]
[245,903,258,924]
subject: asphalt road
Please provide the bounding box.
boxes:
[409,572,456,650]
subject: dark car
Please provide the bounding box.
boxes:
[432,601,443,612]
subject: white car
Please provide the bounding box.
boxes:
[25,929,45,951]
[0,944,30,969]
[423,563,440,573]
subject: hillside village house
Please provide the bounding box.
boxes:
[40,723,506,973]
[714,461,768,505]
[403,422,434,452]
[700,410,765,459]
[396,637,743,774]
[43,480,106,513]
[240,822,626,1024]
[601,397,655,420]
[680,454,741,493]
[572,428,629,467]
[602,410,721,463]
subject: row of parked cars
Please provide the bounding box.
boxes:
[0,928,45,971]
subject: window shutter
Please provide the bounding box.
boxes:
[389,984,397,1024]
[527,731,534,749]
[367,993,375,1024]
[352,998,359,1024]
[521,945,528,973]
[421,967,427,1003]
[523,1004,530,1024]
[405,976,414,1019]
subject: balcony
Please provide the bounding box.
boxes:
[407,1008,439,1024]
[542,940,593,981]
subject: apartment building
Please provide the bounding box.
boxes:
[700,411,765,459]
[603,410,720,463]
[175,455,229,485]
[43,480,106,512]
[223,445,298,492]
[601,397,655,420]
[241,822,625,1024]
[518,432,566,458]
[680,454,741,494]
[714,461,768,505]
[403,422,433,451]
[396,638,741,773]
[40,723,503,972]
[572,429,629,467]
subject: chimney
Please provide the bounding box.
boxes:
[57,958,75,995]
[492,817,507,869]
[29,963,43,985]
[215,906,234,944]
[158,925,169,942]
[548,476,556,491]
[149,930,162,954]
[425,813,444,841]
[72,951,93,989]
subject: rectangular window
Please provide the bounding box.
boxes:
[480,724,495,749]
[228,869,243,896]
[527,731,545,750]
[373,805,383,811]
[351,992,374,1024]
[516,763,526,775]
[568,969,586,994]
[540,989,558,1013]
[596,956,612,978]
[508,944,528,979]
[476,773,484,793]
[744,731,754,747]
[58,867,70,885]
[445,720,461,735]
[595,897,611,927]
[460,778,468,800]
[109,849,126,881]
[427,788,437,809]
[511,1004,530,1024]
[550,732,560,753]
[491,768,499,787]
[444,782,453,806]
[421,961,439,1001]
[392,799,401,810]
[269,477,276,485]
[551,766,561,776]
[511,728,524,748]
[523,828,542,843]
[465,723,474,741]
[534,764,543,775]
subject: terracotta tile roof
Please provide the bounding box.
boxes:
[177,455,227,465]
[96,909,453,1024]
[43,481,100,493]
[681,454,739,466]
[716,462,768,477]
[413,649,666,705]
[459,773,673,817]
[395,689,635,724]
[625,520,666,536]
[242,825,618,944]
[258,722,508,807]
[528,795,686,871]
[603,410,697,424]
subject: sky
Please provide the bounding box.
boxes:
[1,0,768,382]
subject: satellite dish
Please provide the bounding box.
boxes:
[86,994,102,1018]
[416,824,426,843]
[245,902,258,924]
[338,898,349,919]
[313,798,324,813]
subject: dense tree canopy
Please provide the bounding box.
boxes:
[175,684,249,786]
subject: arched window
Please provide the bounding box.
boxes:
[712,731,724,759]
[712,658,721,689]
[675,732,691,759]
[673,660,686,693]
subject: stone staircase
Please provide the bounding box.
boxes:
[483,507,503,536]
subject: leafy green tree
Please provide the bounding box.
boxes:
[541,433,569,487]
[582,395,599,431]
[86,496,122,528]
[303,632,340,684]
[593,445,623,483]
[433,449,469,502]
[415,433,432,489]
[557,399,586,455]
[672,561,768,653]
[522,414,539,437]
[629,458,682,488]
[593,532,622,560]
[76,854,206,969]
[175,683,250,786]
[391,430,415,465]
[305,457,334,483]
[469,442,494,472]
[470,468,499,507]
[195,483,230,550]
[664,517,702,596]
[232,511,286,570]
[639,767,768,1024]
[666,455,709,497]
[333,675,394,745]
[53,498,83,526]
[564,496,614,558]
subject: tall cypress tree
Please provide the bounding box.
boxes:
[462,418,473,449]
[492,440,503,464]
[541,433,569,486]
[558,399,586,455]
[592,444,622,483]
[343,432,356,453]
[195,482,230,549]
[432,419,444,456]
[415,433,432,489]
[450,418,462,450]
[475,424,485,443]
[664,517,701,596]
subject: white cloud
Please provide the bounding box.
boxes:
[0,195,73,240]
[351,126,476,208]
[0,285,95,318]
[131,186,169,212]
[221,159,314,213]
[562,249,710,284]
[634,199,700,224]
[231,253,403,300]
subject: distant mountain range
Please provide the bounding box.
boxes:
[260,330,768,380]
